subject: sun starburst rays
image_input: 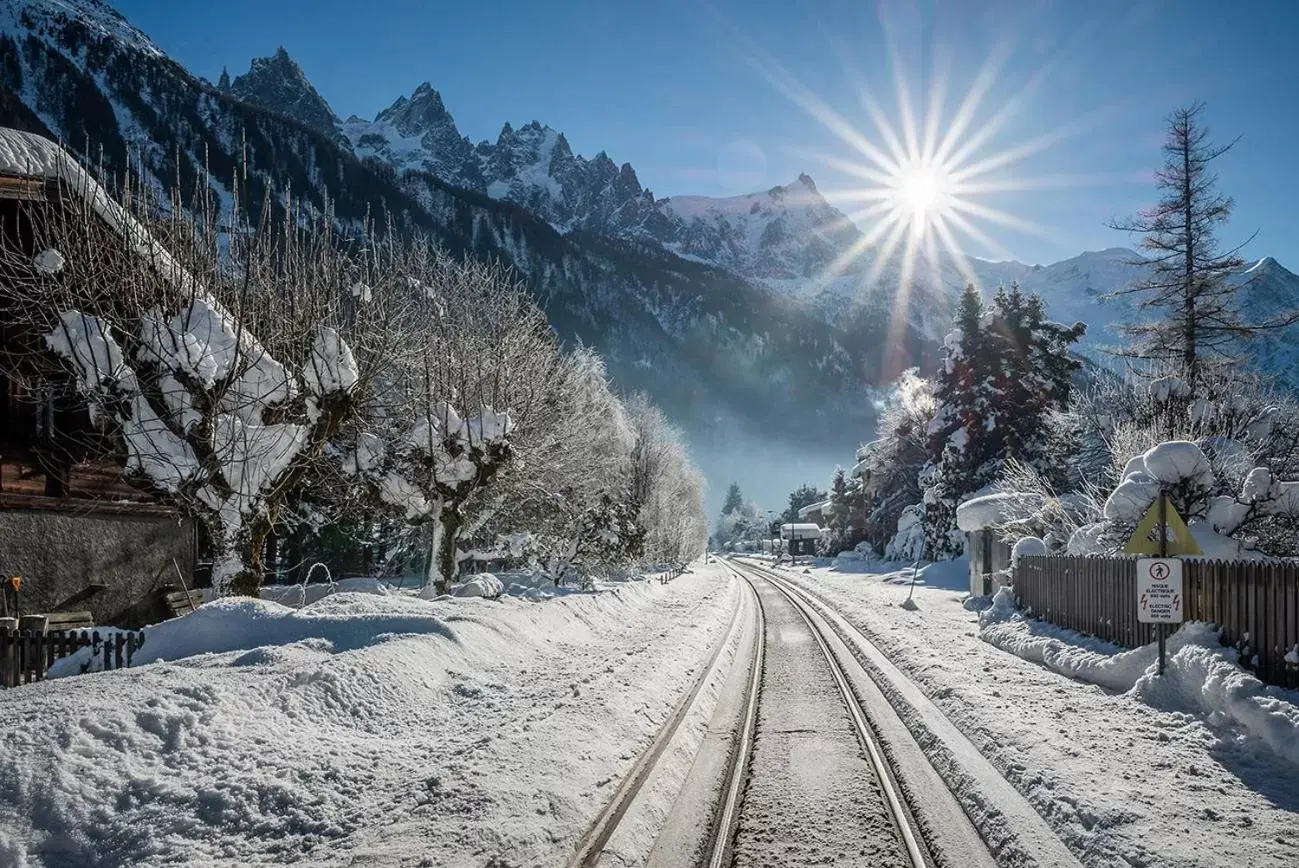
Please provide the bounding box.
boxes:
[765,42,1095,298]
[721,10,1119,375]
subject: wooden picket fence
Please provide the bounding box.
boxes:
[1015,556,1299,689]
[657,564,687,584]
[0,625,145,688]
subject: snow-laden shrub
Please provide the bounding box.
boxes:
[1011,536,1047,566]
[885,504,926,562]
[1067,439,1299,558]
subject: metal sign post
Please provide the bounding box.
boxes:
[1158,492,1167,675]
[1136,494,1185,676]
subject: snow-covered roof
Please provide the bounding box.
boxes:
[956,492,1044,533]
[796,499,831,519]
[780,522,823,539]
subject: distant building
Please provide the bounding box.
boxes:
[779,522,823,559]
[796,498,831,524]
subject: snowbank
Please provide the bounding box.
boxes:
[980,589,1299,767]
[0,565,737,866]
[258,576,395,609]
[451,573,504,599]
[830,542,877,572]
[49,593,447,676]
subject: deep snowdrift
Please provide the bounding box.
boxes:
[980,587,1299,768]
[0,566,736,867]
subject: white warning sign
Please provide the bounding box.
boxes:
[1137,558,1184,624]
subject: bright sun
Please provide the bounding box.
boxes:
[893,163,948,222]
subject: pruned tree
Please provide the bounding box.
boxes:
[0,164,408,595]
[484,347,640,586]
[333,244,562,595]
[1108,102,1295,389]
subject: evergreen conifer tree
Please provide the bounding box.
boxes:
[917,283,1085,559]
[721,482,743,516]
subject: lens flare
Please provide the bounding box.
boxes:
[725,17,1120,377]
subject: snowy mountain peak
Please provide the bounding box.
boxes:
[344,83,481,189]
[1246,255,1280,275]
[229,47,340,138]
[2,0,165,59]
[376,82,455,135]
[649,176,859,282]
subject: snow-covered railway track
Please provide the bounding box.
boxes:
[721,558,931,868]
[567,571,760,868]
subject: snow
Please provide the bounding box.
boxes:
[1142,440,1215,490]
[1010,536,1047,565]
[980,595,1299,769]
[341,432,385,476]
[210,414,308,516]
[956,491,1042,532]
[1,564,737,866]
[121,394,199,491]
[831,541,876,571]
[260,577,396,609]
[1149,376,1191,403]
[31,248,65,275]
[378,471,432,519]
[302,327,359,396]
[463,406,513,446]
[1103,440,1215,523]
[761,559,1299,866]
[44,311,136,399]
[885,503,925,562]
[449,573,504,599]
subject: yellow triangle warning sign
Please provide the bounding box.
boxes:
[1123,498,1203,556]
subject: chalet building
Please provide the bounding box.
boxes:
[0,129,196,627]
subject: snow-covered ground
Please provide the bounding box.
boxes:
[0,563,737,867]
[758,556,1299,868]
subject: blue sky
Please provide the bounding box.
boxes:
[115,0,1299,267]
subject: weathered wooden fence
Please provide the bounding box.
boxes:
[0,624,145,688]
[657,564,687,584]
[1015,556,1299,689]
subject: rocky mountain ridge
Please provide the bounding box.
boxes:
[0,0,901,464]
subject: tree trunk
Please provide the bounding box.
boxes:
[227,518,272,597]
[429,510,463,597]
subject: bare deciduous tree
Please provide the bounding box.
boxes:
[0,164,410,595]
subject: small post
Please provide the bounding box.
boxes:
[0,617,16,688]
[1157,491,1167,676]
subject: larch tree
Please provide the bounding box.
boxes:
[1108,102,1294,389]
